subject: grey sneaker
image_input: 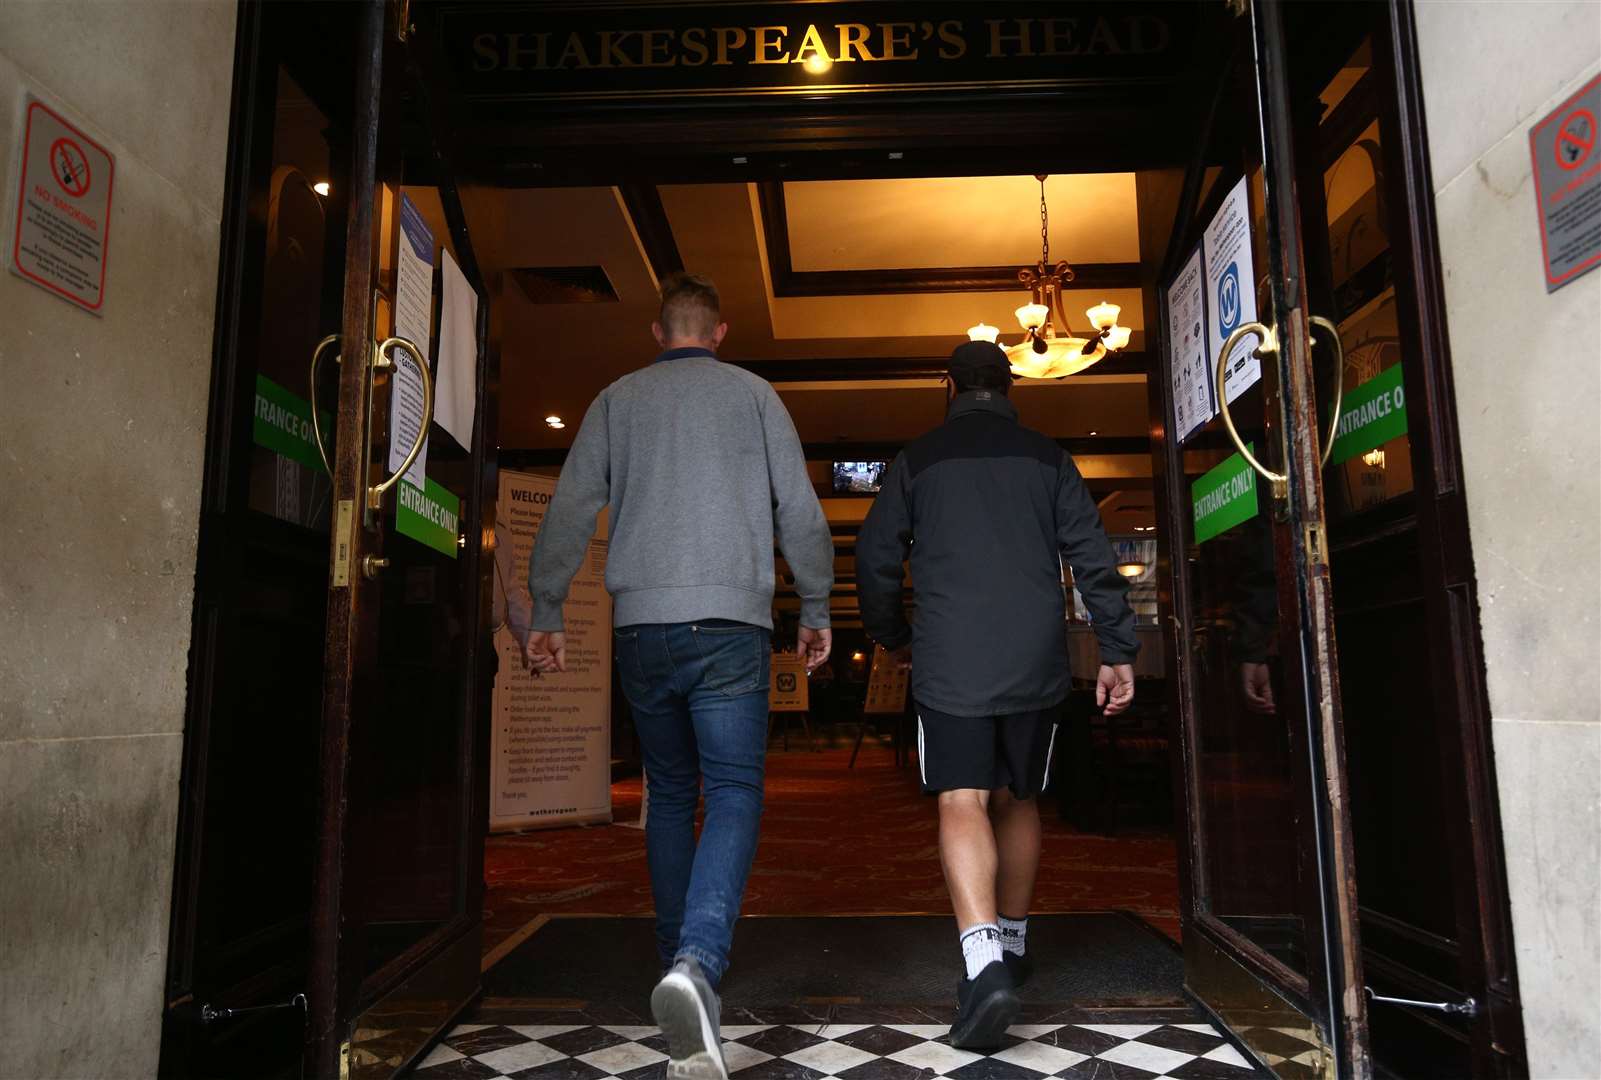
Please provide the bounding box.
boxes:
[651,959,728,1080]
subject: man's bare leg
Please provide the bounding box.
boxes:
[938,787,1020,1048]
[991,788,1041,976]
[991,788,1041,918]
[938,788,998,929]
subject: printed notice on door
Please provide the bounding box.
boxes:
[389,194,434,490]
[489,470,612,831]
[9,96,115,314]
[1203,176,1262,405]
[1167,247,1212,443]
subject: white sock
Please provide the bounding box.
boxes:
[959,923,1003,980]
[998,914,1028,957]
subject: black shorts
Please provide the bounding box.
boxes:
[914,703,1062,798]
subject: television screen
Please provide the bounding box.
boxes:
[833,461,887,494]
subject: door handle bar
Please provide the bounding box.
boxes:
[1213,315,1347,500]
[367,335,433,510]
[308,333,341,475]
[1309,315,1344,469]
[1215,320,1287,501]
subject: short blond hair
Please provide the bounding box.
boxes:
[658,272,721,340]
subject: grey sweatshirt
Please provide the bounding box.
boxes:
[527,349,834,632]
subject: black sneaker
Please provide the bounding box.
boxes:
[1003,949,1034,988]
[950,960,1021,1050]
[651,959,729,1079]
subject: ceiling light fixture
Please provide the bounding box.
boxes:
[545,415,565,430]
[967,175,1132,379]
[803,52,833,75]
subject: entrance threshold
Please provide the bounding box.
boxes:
[410,913,1277,1078]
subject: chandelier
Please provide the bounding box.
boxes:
[966,175,1131,379]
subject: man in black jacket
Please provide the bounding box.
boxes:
[856,341,1138,1048]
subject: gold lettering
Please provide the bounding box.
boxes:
[713,26,747,65]
[750,25,789,64]
[597,30,638,67]
[504,32,549,71]
[986,18,1034,58]
[1040,19,1079,56]
[1128,16,1170,54]
[471,33,499,72]
[791,24,830,64]
[936,20,966,60]
[878,22,917,61]
[836,23,877,61]
[1085,18,1124,55]
[555,32,592,69]
[681,26,710,66]
[640,28,676,67]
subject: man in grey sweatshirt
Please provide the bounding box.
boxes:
[524,272,834,1080]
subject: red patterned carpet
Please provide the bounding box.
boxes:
[482,743,1181,958]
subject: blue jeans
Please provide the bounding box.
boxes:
[614,620,770,986]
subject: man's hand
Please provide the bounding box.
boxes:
[1096,663,1135,716]
[798,625,832,673]
[888,644,912,670]
[1240,662,1276,714]
[525,631,567,675]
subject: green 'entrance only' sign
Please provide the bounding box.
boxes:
[396,477,461,558]
[1193,444,1260,544]
[1328,364,1408,466]
[254,374,330,472]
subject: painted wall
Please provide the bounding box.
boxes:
[0,3,237,1077]
[1414,2,1601,1075]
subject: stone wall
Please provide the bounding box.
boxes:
[1414,3,1601,1075]
[0,3,237,1076]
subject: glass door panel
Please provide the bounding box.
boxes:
[1164,2,1369,1076]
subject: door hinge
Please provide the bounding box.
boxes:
[1365,986,1479,1017]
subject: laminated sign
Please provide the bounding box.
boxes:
[1530,73,1601,291]
[9,96,115,313]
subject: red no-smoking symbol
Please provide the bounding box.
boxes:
[49,137,90,197]
[1555,107,1596,171]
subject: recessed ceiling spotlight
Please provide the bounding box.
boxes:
[545,415,564,429]
[1088,430,1099,436]
[313,181,331,196]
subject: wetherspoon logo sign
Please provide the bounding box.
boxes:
[444,2,1191,99]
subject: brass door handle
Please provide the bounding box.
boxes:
[367,335,433,510]
[1215,320,1288,501]
[1310,315,1344,470]
[308,333,341,474]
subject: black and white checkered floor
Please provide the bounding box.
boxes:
[412,1009,1267,1079]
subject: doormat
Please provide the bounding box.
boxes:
[483,912,1183,1013]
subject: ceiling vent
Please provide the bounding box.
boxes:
[509,265,619,304]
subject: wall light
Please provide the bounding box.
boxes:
[313,181,331,197]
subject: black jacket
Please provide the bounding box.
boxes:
[855,390,1138,717]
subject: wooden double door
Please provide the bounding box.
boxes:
[161,2,494,1077]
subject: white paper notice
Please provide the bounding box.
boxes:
[435,250,479,448]
[1203,176,1262,405]
[1168,246,1212,443]
[489,470,612,831]
[389,194,434,489]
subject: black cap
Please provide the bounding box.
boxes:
[948,340,1011,383]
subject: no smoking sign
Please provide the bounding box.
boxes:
[9,95,116,313]
[1530,74,1601,291]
